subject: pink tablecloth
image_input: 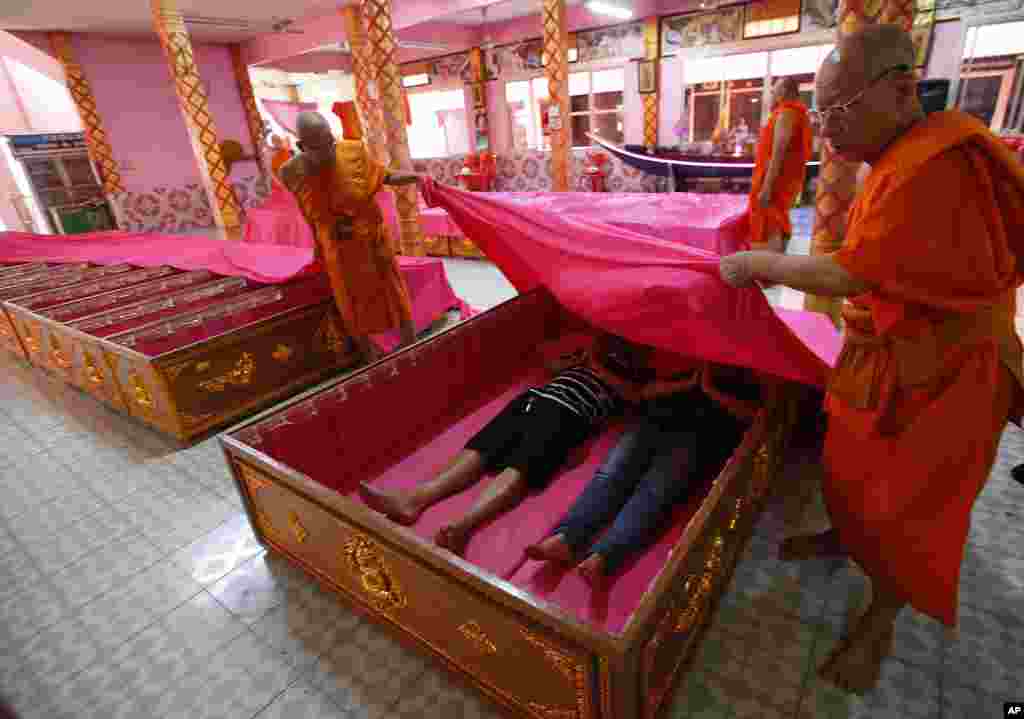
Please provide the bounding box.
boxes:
[416,191,750,256]
[241,179,316,249]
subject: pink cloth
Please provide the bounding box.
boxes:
[419,207,463,237]
[261,99,318,136]
[0,230,316,284]
[419,191,749,253]
[241,177,316,249]
[422,180,839,386]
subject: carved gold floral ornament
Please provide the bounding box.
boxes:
[197,352,254,393]
[272,344,293,362]
[49,335,71,370]
[83,352,104,386]
[128,372,154,409]
[457,621,498,655]
[341,534,406,613]
[287,511,308,543]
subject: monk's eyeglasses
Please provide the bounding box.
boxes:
[809,63,912,130]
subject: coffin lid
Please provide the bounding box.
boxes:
[422,180,841,388]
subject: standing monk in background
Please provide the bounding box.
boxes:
[720,25,1024,693]
[268,134,293,177]
[280,111,418,362]
[748,77,814,253]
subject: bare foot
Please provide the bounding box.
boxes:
[818,603,896,694]
[577,554,607,588]
[525,534,574,563]
[436,524,472,556]
[359,482,423,525]
[779,529,846,562]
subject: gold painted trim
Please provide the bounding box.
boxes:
[457,621,498,655]
[272,344,293,362]
[288,511,308,543]
[197,352,254,393]
[128,371,155,410]
[340,533,407,614]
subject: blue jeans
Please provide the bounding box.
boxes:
[551,411,742,575]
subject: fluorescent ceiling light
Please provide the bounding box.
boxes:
[402,73,431,88]
[585,1,633,20]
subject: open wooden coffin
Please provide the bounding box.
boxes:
[221,289,808,719]
[1,262,361,440]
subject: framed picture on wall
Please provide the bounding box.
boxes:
[660,7,744,57]
[911,25,934,68]
[471,83,486,109]
[743,0,801,39]
[638,60,657,94]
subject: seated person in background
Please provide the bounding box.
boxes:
[527,362,761,585]
[360,333,699,556]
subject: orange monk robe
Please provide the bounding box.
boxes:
[825,110,1024,627]
[748,101,813,249]
[294,142,413,336]
[271,148,292,176]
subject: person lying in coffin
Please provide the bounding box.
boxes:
[527,362,762,585]
[359,332,698,556]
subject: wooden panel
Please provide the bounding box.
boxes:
[237,459,597,719]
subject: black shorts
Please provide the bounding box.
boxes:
[465,392,593,490]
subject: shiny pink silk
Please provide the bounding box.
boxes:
[0,230,317,284]
[422,180,839,386]
[241,176,317,249]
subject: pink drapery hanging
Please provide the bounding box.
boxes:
[261,99,319,136]
[420,180,841,387]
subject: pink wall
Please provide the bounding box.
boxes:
[66,34,252,195]
[0,31,84,232]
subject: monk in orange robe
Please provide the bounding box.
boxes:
[281,111,418,362]
[720,25,1024,694]
[269,134,292,176]
[748,77,814,253]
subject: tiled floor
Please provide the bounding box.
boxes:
[2,214,1022,719]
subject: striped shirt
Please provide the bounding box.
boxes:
[529,366,622,425]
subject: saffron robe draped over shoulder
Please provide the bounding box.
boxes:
[291,141,413,336]
[826,110,1024,627]
[747,101,813,248]
[271,148,293,176]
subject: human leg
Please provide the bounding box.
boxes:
[582,433,701,582]
[526,425,656,563]
[436,467,530,556]
[360,449,486,525]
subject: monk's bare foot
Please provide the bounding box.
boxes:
[818,604,896,694]
[577,554,607,588]
[779,529,845,561]
[525,534,574,563]
[359,482,423,525]
[436,525,472,556]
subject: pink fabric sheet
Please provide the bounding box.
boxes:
[422,180,840,387]
[241,178,316,249]
[416,192,749,256]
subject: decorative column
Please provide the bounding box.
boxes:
[362,0,425,256]
[230,44,269,179]
[642,16,660,149]
[341,5,390,166]
[542,0,572,192]
[151,0,243,236]
[49,32,128,229]
[805,0,915,321]
[468,47,492,153]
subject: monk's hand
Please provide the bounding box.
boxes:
[719,252,755,288]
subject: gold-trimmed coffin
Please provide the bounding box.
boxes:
[1,263,362,440]
[221,290,804,719]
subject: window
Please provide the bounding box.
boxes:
[505,68,624,150]
[959,21,1024,132]
[406,89,470,159]
[569,68,625,147]
[684,45,832,143]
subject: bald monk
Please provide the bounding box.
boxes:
[280,111,418,362]
[748,77,814,253]
[720,24,1024,693]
